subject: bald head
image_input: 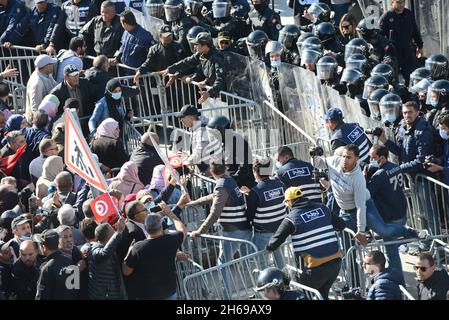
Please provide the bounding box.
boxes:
[19,240,38,266]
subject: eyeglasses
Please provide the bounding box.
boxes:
[413,266,428,272]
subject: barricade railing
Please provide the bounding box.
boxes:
[0,45,39,86]
[399,285,415,300]
[344,235,449,295]
[414,174,449,238]
[316,137,333,157]
[2,79,26,115]
[176,258,204,300]
[182,246,324,300]
[190,172,216,201]
[179,205,208,232]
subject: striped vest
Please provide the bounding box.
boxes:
[215,176,249,230]
[287,202,340,259]
[276,158,322,202]
[62,0,92,37]
[332,122,372,164]
[252,178,286,233]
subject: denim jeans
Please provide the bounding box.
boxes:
[252,232,285,269]
[219,229,253,299]
[163,292,177,300]
[383,217,407,285]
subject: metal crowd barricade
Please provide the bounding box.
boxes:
[2,79,26,114]
[179,205,208,232]
[182,233,258,270]
[414,174,449,238]
[430,239,449,272]
[316,137,332,157]
[399,285,415,300]
[176,258,204,300]
[344,235,449,296]
[0,45,40,86]
[182,247,323,300]
[190,172,216,200]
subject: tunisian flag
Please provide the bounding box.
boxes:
[90,193,120,223]
[0,144,26,176]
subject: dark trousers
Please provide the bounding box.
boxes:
[299,258,342,300]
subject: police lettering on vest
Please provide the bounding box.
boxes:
[287,202,340,263]
[215,176,249,230]
[252,179,286,232]
[276,158,322,202]
[332,123,372,164]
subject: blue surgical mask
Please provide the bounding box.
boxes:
[439,129,449,140]
[111,91,122,100]
[370,160,380,168]
[275,161,283,169]
[386,114,396,123]
[430,99,438,108]
[271,59,281,68]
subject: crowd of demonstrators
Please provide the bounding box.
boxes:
[1,0,449,301]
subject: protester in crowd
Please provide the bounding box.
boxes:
[109,162,144,196]
[415,253,449,300]
[29,139,59,185]
[35,155,64,199]
[89,118,129,169]
[129,132,163,186]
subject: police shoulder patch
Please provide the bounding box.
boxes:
[276,24,282,30]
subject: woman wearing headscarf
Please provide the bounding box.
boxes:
[90,118,128,169]
[35,155,64,200]
[4,115,28,134]
[38,94,60,124]
[109,161,144,196]
[88,79,137,134]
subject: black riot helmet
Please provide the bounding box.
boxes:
[314,22,335,43]
[346,53,369,75]
[409,67,432,91]
[371,63,395,84]
[212,0,230,18]
[255,267,289,293]
[362,74,389,99]
[368,88,390,120]
[344,38,370,61]
[187,25,206,53]
[317,55,338,81]
[164,0,184,22]
[356,18,381,42]
[246,30,269,61]
[340,68,365,96]
[296,32,314,54]
[307,2,332,23]
[184,0,203,16]
[146,0,165,19]
[207,115,231,137]
[427,79,449,107]
[279,24,300,50]
[425,54,449,80]
[301,36,322,53]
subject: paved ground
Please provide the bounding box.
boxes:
[273,1,295,25]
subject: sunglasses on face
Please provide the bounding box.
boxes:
[342,24,351,29]
[413,265,428,272]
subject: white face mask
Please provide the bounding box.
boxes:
[111,91,122,100]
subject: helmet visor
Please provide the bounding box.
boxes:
[380,101,401,121]
[301,49,321,65]
[164,5,181,22]
[212,2,229,18]
[362,83,381,99]
[147,3,164,18]
[367,100,381,120]
[425,60,448,79]
[317,63,336,80]
[278,31,295,49]
[247,42,265,60]
[186,0,203,16]
[426,86,443,105]
[346,57,366,72]
[344,45,364,61]
[341,68,361,84]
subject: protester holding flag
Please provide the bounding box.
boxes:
[90,118,129,170]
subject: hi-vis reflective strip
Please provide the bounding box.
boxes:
[64,109,109,193]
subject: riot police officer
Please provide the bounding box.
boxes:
[346,53,371,77]
[409,67,432,92]
[210,0,243,41]
[265,40,284,111]
[314,22,344,66]
[296,31,314,55]
[301,47,321,73]
[164,0,195,52]
[245,29,269,61]
[317,55,346,94]
[206,115,256,188]
[425,79,449,131]
[255,267,307,300]
[145,0,165,19]
[340,67,365,101]
[362,75,389,100]
[186,25,207,53]
[425,54,449,81]
[248,0,282,41]
[409,78,433,115]
[367,88,390,122]
[323,107,372,164]
[379,93,403,129]
[278,24,300,66]
[301,2,332,32]
[356,18,399,75]
[274,146,322,203]
[267,186,342,300]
